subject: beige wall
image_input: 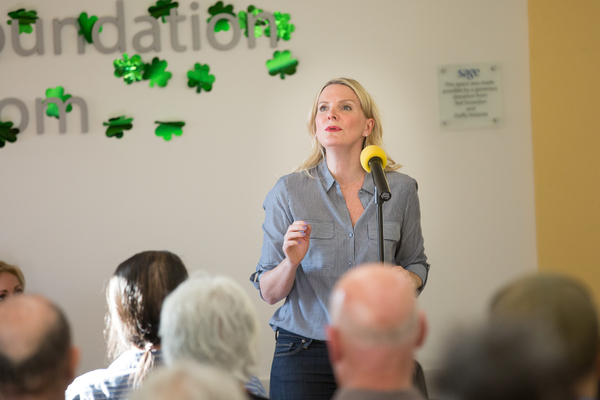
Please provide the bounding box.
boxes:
[0,0,535,378]
[529,0,600,303]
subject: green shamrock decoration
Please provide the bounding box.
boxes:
[155,121,185,141]
[0,121,20,148]
[45,86,73,118]
[7,9,39,34]
[187,63,215,93]
[266,50,298,79]
[149,0,179,22]
[207,1,235,32]
[103,116,133,139]
[238,5,266,38]
[114,54,145,84]
[265,12,295,41]
[142,57,172,88]
[78,12,102,44]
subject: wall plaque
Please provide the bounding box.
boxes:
[438,63,502,129]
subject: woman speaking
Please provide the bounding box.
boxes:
[250,78,429,400]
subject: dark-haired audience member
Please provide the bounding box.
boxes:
[160,273,268,399]
[0,261,25,301]
[326,264,428,400]
[436,322,575,400]
[489,273,600,400]
[132,361,248,400]
[0,295,80,400]
[66,251,188,400]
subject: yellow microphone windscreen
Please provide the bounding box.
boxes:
[360,145,387,172]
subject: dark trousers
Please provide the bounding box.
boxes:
[269,328,337,400]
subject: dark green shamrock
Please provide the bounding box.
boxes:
[7,9,38,34]
[114,54,145,84]
[103,116,133,139]
[155,121,185,141]
[238,5,266,38]
[265,12,295,41]
[187,63,215,93]
[45,87,73,118]
[266,50,298,79]
[142,57,172,88]
[0,121,19,148]
[207,1,235,32]
[78,12,102,44]
[148,0,179,23]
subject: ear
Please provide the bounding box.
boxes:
[414,310,428,349]
[363,118,375,137]
[325,325,341,365]
[67,346,81,383]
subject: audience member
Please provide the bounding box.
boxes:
[326,263,428,400]
[160,273,267,399]
[0,295,79,400]
[132,361,248,400]
[66,251,188,400]
[489,273,600,400]
[0,261,25,301]
[436,321,574,400]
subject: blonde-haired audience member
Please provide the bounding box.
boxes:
[133,361,248,400]
[0,261,25,301]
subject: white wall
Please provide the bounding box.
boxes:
[0,0,535,380]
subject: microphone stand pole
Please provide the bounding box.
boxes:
[375,186,385,263]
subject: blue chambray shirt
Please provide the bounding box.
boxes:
[250,159,429,340]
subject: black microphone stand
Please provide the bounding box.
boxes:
[369,159,391,263]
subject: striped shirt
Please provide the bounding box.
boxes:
[65,350,162,400]
[66,349,268,399]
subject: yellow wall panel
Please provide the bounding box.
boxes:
[529,0,600,302]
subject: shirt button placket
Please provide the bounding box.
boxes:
[348,232,354,268]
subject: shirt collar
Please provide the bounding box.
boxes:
[317,157,375,195]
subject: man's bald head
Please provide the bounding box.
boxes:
[0,295,75,397]
[329,264,421,347]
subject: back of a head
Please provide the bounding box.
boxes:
[490,273,600,379]
[132,361,248,400]
[160,273,260,383]
[437,322,575,400]
[329,264,421,348]
[105,250,188,357]
[0,295,72,398]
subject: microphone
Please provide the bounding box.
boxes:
[360,145,391,202]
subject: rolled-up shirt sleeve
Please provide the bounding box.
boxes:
[250,178,294,293]
[396,179,430,293]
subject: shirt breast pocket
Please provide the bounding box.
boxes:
[302,220,335,270]
[368,222,401,264]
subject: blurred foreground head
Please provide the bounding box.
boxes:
[437,322,574,400]
[490,273,599,398]
[0,295,79,400]
[326,263,427,391]
[160,272,260,383]
[133,361,248,400]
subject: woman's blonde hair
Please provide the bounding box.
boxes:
[294,77,401,174]
[0,261,25,288]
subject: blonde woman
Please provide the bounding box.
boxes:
[250,78,429,400]
[0,261,25,301]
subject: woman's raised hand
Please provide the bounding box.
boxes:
[283,221,312,267]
